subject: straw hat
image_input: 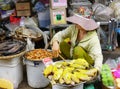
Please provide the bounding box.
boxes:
[66,14,99,31]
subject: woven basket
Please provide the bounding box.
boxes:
[0,50,26,60]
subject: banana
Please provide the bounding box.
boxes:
[71,58,89,68]
[53,68,63,81]
[76,69,87,74]
[70,63,86,69]
[43,59,96,85]
[52,66,58,74]
[59,77,65,84]
[44,64,53,77]
[64,67,74,72]
[54,62,64,68]
[74,72,91,81]
[71,73,80,84]
[86,68,98,77]
[51,79,56,85]
[61,61,69,67]
[62,70,72,84]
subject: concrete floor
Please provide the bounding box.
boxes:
[17,48,120,89]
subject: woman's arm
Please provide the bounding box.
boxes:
[50,25,74,57]
[88,34,103,72]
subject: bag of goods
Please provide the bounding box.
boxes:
[109,0,120,20]
[101,64,114,88]
[14,26,42,40]
[43,58,98,85]
[92,3,114,21]
[112,69,120,88]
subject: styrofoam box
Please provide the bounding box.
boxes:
[0,57,23,89]
[25,60,49,88]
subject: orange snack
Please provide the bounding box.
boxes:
[25,49,53,61]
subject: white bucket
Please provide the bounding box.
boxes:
[25,60,49,88]
[52,83,84,89]
[0,57,23,89]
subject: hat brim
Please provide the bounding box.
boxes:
[66,15,99,31]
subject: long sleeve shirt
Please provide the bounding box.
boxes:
[51,25,103,71]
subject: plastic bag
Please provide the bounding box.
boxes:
[26,37,35,51]
[109,0,120,20]
[92,3,114,21]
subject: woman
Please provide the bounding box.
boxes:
[50,14,103,72]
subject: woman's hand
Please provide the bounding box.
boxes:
[52,41,61,58]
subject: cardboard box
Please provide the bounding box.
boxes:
[15,2,31,16]
[16,10,31,16]
[50,0,67,9]
[16,2,30,10]
[50,8,67,25]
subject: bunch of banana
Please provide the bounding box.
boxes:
[43,58,97,85]
[74,72,91,81]
[43,65,54,77]
[53,68,63,81]
[62,70,72,84]
[70,58,89,68]
[71,73,81,84]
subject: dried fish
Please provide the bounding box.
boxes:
[0,39,26,56]
[0,44,16,51]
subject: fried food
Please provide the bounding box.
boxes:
[25,49,53,60]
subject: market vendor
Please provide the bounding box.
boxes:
[50,14,103,72]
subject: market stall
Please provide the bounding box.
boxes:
[0,0,120,89]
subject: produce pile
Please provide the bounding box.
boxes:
[14,26,42,39]
[101,64,114,87]
[43,58,97,85]
[25,49,53,61]
[0,39,26,56]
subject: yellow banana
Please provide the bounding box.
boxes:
[62,70,72,84]
[71,58,89,68]
[54,62,63,68]
[70,63,86,69]
[64,67,74,72]
[74,72,91,81]
[86,68,98,76]
[59,77,65,84]
[52,66,58,74]
[76,69,87,74]
[44,64,53,77]
[71,73,80,84]
[53,68,63,80]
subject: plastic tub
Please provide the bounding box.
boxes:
[0,57,23,89]
[25,59,49,88]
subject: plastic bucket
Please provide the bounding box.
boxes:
[25,59,49,88]
[0,57,23,89]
